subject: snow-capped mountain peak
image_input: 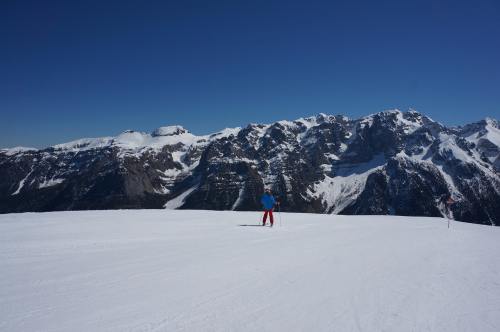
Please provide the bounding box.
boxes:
[0,146,38,156]
[151,125,189,137]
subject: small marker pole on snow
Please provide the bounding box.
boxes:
[446,196,455,229]
[278,203,282,227]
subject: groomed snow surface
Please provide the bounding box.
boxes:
[1,210,499,332]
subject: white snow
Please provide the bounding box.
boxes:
[248,124,272,151]
[464,118,500,148]
[295,116,318,128]
[216,157,257,165]
[162,167,182,177]
[484,117,500,146]
[311,154,386,213]
[38,178,65,189]
[231,184,245,210]
[49,130,201,157]
[438,133,473,163]
[11,168,34,195]
[395,110,421,134]
[360,109,401,125]
[164,186,197,209]
[53,137,114,151]
[437,132,495,180]
[151,125,187,137]
[43,126,243,169]
[0,146,38,156]
[211,127,242,138]
[112,131,199,154]
[0,210,499,332]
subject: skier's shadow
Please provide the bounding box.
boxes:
[238,224,264,227]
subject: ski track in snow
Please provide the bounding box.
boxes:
[0,210,500,332]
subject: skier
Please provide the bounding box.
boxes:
[261,188,278,227]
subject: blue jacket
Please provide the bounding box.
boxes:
[261,193,276,210]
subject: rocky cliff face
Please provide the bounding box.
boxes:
[1,110,499,225]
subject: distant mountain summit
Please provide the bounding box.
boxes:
[1,110,499,225]
[151,125,189,137]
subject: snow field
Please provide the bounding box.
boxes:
[0,210,499,331]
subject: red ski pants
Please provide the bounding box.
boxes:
[262,209,274,225]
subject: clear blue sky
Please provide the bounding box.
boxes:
[1,0,499,148]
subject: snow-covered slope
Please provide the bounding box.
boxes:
[1,110,498,224]
[0,210,499,332]
[459,117,500,166]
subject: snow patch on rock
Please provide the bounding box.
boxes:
[38,178,65,189]
[164,186,197,209]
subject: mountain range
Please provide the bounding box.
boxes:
[1,109,499,225]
